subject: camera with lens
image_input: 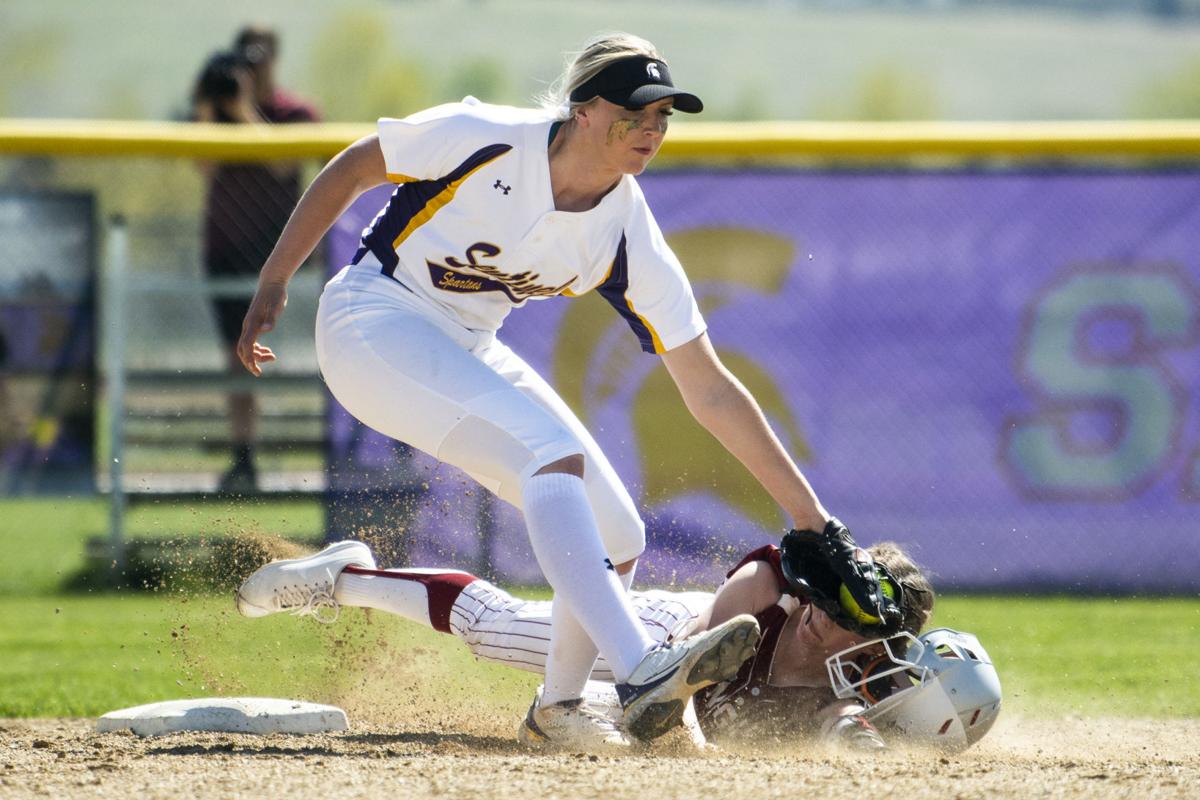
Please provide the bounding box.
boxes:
[194,50,248,103]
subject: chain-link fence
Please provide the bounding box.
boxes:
[2,123,1198,592]
[0,152,327,496]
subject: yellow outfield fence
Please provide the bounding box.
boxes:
[1,118,1200,161]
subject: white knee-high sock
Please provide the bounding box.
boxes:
[541,567,637,704]
[522,472,653,683]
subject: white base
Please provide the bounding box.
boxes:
[96,697,349,737]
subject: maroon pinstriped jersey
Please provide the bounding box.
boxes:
[691,545,834,741]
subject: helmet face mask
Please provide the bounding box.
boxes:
[825,628,1002,751]
[826,631,924,705]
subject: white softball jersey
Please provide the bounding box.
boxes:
[349,99,706,354]
[318,100,710,564]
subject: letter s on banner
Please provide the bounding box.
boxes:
[1003,268,1198,500]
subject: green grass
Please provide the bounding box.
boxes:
[0,498,538,720]
[5,590,1194,720]
[0,497,322,595]
[2,498,1198,719]
[0,593,540,719]
[931,595,1200,718]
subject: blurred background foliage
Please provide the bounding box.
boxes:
[1133,56,1200,116]
[0,0,1197,123]
[306,7,436,122]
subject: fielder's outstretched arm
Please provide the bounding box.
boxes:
[237,135,390,375]
[661,331,829,532]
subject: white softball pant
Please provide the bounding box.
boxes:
[315,266,646,564]
[448,578,713,680]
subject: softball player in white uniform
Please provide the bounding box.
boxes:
[236,32,882,751]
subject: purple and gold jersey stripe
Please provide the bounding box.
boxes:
[355,143,512,275]
[598,233,664,354]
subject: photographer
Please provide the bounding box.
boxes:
[192,51,259,124]
[190,29,320,494]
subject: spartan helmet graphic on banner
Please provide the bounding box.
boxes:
[552,227,812,532]
[825,628,1002,751]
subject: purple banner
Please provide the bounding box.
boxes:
[327,171,1200,593]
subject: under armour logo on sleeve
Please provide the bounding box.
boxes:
[493,179,511,195]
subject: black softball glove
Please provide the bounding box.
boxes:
[779,518,903,633]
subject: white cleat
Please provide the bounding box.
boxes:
[235,540,375,623]
[617,613,760,742]
[517,686,632,752]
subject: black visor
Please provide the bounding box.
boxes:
[569,55,703,114]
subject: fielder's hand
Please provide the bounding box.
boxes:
[780,518,903,631]
[237,281,288,376]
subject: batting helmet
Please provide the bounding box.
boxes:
[825,628,1002,751]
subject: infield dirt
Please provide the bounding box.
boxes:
[2,715,1197,799]
[6,534,1196,798]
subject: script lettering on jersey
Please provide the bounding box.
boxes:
[427,242,575,303]
[436,273,484,292]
